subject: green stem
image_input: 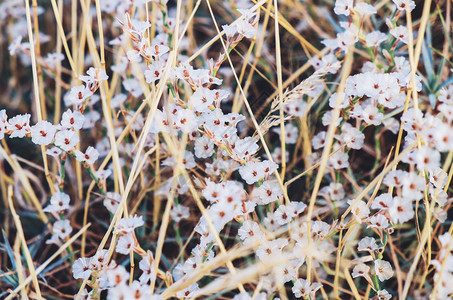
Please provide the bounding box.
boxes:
[60,156,66,192]
[202,242,214,263]
[371,274,380,292]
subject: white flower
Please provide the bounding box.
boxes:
[311,220,331,240]
[0,109,7,140]
[328,149,349,169]
[235,19,256,39]
[374,289,392,300]
[30,121,57,145]
[139,251,156,284]
[65,85,93,107]
[170,205,190,223]
[393,0,415,11]
[162,151,196,169]
[96,169,112,181]
[238,220,265,244]
[433,123,453,151]
[254,181,283,205]
[274,204,297,225]
[123,78,143,98]
[79,67,108,83]
[359,104,384,126]
[131,281,154,299]
[182,151,196,169]
[144,61,163,84]
[148,42,169,58]
[104,192,121,213]
[75,146,99,165]
[312,131,326,150]
[190,87,215,113]
[106,265,129,286]
[202,178,226,203]
[272,123,299,144]
[52,220,72,240]
[271,147,289,164]
[233,293,267,300]
[207,203,235,232]
[338,123,364,150]
[334,0,353,16]
[357,237,379,252]
[372,193,393,210]
[61,109,85,131]
[389,196,414,224]
[415,146,440,172]
[354,3,376,16]
[278,259,304,284]
[383,170,408,187]
[438,85,453,104]
[322,110,343,126]
[175,283,199,299]
[328,93,349,109]
[239,161,266,185]
[116,233,135,255]
[222,24,238,38]
[352,263,371,280]
[374,259,394,281]
[82,110,100,129]
[256,239,288,261]
[348,200,370,223]
[54,130,80,151]
[261,160,278,178]
[326,182,345,201]
[402,172,425,201]
[227,136,257,159]
[429,167,448,189]
[72,257,92,279]
[194,136,214,159]
[367,214,389,229]
[46,147,62,157]
[284,98,308,117]
[8,36,23,56]
[390,26,409,44]
[110,93,127,109]
[337,25,359,51]
[292,278,322,299]
[309,54,341,74]
[44,192,70,212]
[383,117,400,134]
[89,249,109,269]
[7,114,31,138]
[115,215,145,235]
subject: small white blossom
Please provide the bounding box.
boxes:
[54,130,80,151]
[72,257,92,279]
[7,114,31,138]
[61,109,85,131]
[52,220,72,240]
[44,192,70,212]
[393,0,415,11]
[358,237,379,252]
[30,121,57,145]
[334,0,353,16]
[348,200,370,223]
[238,220,265,244]
[170,205,190,223]
[390,26,409,44]
[104,192,121,213]
[374,259,394,281]
[292,278,322,299]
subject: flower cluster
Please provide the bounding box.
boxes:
[2,0,453,299]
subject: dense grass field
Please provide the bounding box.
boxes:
[1,0,453,299]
